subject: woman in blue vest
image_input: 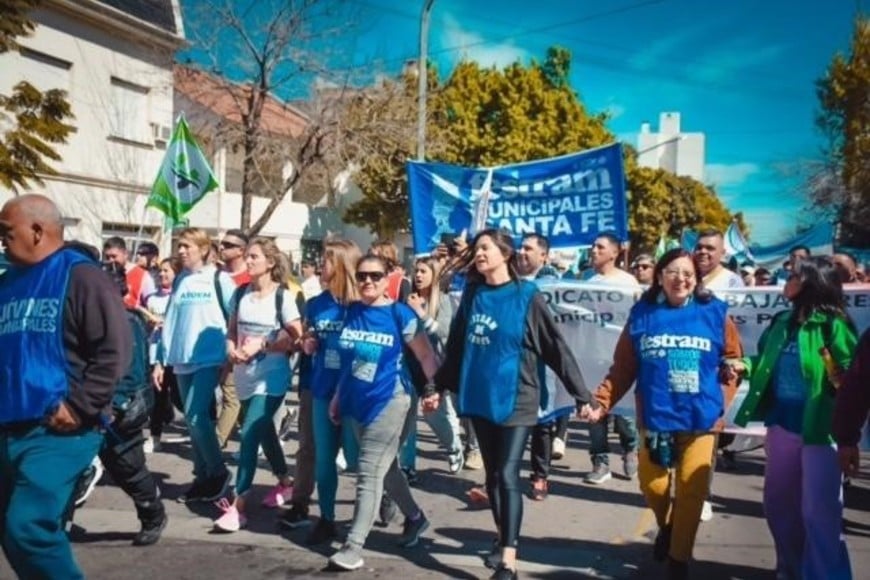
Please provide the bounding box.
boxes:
[436,228,598,580]
[280,239,362,544]
[588,248,743,580]
[325,255,440,571]
[732,256,857,580]
[153,227,236,504]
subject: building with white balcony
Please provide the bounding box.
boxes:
[0,0,185,247]
[637,112,705,182]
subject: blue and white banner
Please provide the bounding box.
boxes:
[406,143,628,255]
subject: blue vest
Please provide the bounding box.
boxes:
[629,297,727,432]
[0,248,94,424]
[458,281,537,423]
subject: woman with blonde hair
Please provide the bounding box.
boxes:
[213,238,303,531]
[153,228,236,503]
[280,240,362,544]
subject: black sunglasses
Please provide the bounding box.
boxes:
[355,271,386,283]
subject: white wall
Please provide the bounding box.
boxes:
[637,112,706,182]
[0,4,179,248]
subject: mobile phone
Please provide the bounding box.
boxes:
[440,233,457,247]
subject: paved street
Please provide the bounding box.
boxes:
[2,403,869,579]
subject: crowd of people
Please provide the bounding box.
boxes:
[0,193,868,580]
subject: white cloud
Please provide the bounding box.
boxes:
[705,162,760,188]
[439,14,529,69]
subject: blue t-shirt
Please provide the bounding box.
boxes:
[765,340,807,434]
[336,302,418,426]
[306,291,346,400]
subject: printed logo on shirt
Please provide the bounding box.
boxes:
[468,313,498,346]
[176,290,213,304]
[640,333,711,395]
[0,298,61,335]
[338,328,395,347]
[349,342,383,383]
[315,319,343,333]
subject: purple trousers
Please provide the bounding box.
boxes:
[763,425,852,579]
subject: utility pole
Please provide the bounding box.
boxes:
[417,0,435,161]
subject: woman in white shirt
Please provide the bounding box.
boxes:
[214,238,303,532]
[146,257,180,451]
[153,228,236,504]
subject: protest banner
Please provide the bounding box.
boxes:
[533,282,870,436]
[406,143,628,255]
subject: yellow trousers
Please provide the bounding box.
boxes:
[638,431,715,563]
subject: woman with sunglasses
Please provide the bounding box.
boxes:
[732,256,857,580]
[400,257,464,476]
[325,255,440,571]
[436,228,598,580]
[587,248,743,580]
[282,240,362,544]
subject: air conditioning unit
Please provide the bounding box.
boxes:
[151,123,171,144]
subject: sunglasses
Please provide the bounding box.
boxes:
[220,241,242,250]
[355,271,386,283]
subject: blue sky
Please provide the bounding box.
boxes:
[181,0,861,245]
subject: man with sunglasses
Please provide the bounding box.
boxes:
[630,253,655,285]
[219,229,250,286]
[215,229,251,448]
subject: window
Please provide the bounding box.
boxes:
[108,77,150,144]
[19,47,71,92]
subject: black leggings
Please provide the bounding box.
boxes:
[471,417,531,549]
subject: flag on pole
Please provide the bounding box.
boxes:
[724,221,754,262]
[654,232,680,260]
[470,169,493,236]
[146,115,218,225]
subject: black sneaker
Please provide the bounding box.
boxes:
[305,518,337,545]
[132,513,168,546]
[397,514,429,548]
[489,563,518,580]
[73,460,104,507]
[279,504,311,529]
[198,471,232,502]
[378,494,398,526]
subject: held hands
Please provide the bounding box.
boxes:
[238,337,266,362]
[301,331,319,356]
[578,403,604,423]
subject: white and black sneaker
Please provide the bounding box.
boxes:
[73,458,104,507]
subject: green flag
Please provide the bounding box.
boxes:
[146,115,218,224]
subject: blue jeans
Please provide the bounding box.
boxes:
[589,414,638,467]
[0,425,102,580]
[401,391,463,470]
[312,396,358,521]
[236,395,288,496]
[176,366,226,481]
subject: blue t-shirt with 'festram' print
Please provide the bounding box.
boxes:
[336,301,418,426]
[306,291,346,400]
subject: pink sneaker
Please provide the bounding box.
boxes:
[261,483,293,508]
[213,498,247,532]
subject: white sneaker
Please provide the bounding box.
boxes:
[143,437,154,454]
[336,449,348,472]
[74,457,104,507]
[700,500,714,522]
[552,437,567,460]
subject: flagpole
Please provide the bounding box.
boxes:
[132,200,150,255]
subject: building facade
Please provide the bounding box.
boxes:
[637,112,705,182]
[0,0,185,248]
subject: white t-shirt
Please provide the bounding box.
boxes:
[581,267,641,288]
[232,287,301,400]
[145,290,171,365]
[703,266,745,290]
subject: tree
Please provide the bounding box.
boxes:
[0,0,75,192]
[342,46,743,247]
[182,0,357,235]
[815,14,869,246]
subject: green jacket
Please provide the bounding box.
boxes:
[734,310,857,444]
